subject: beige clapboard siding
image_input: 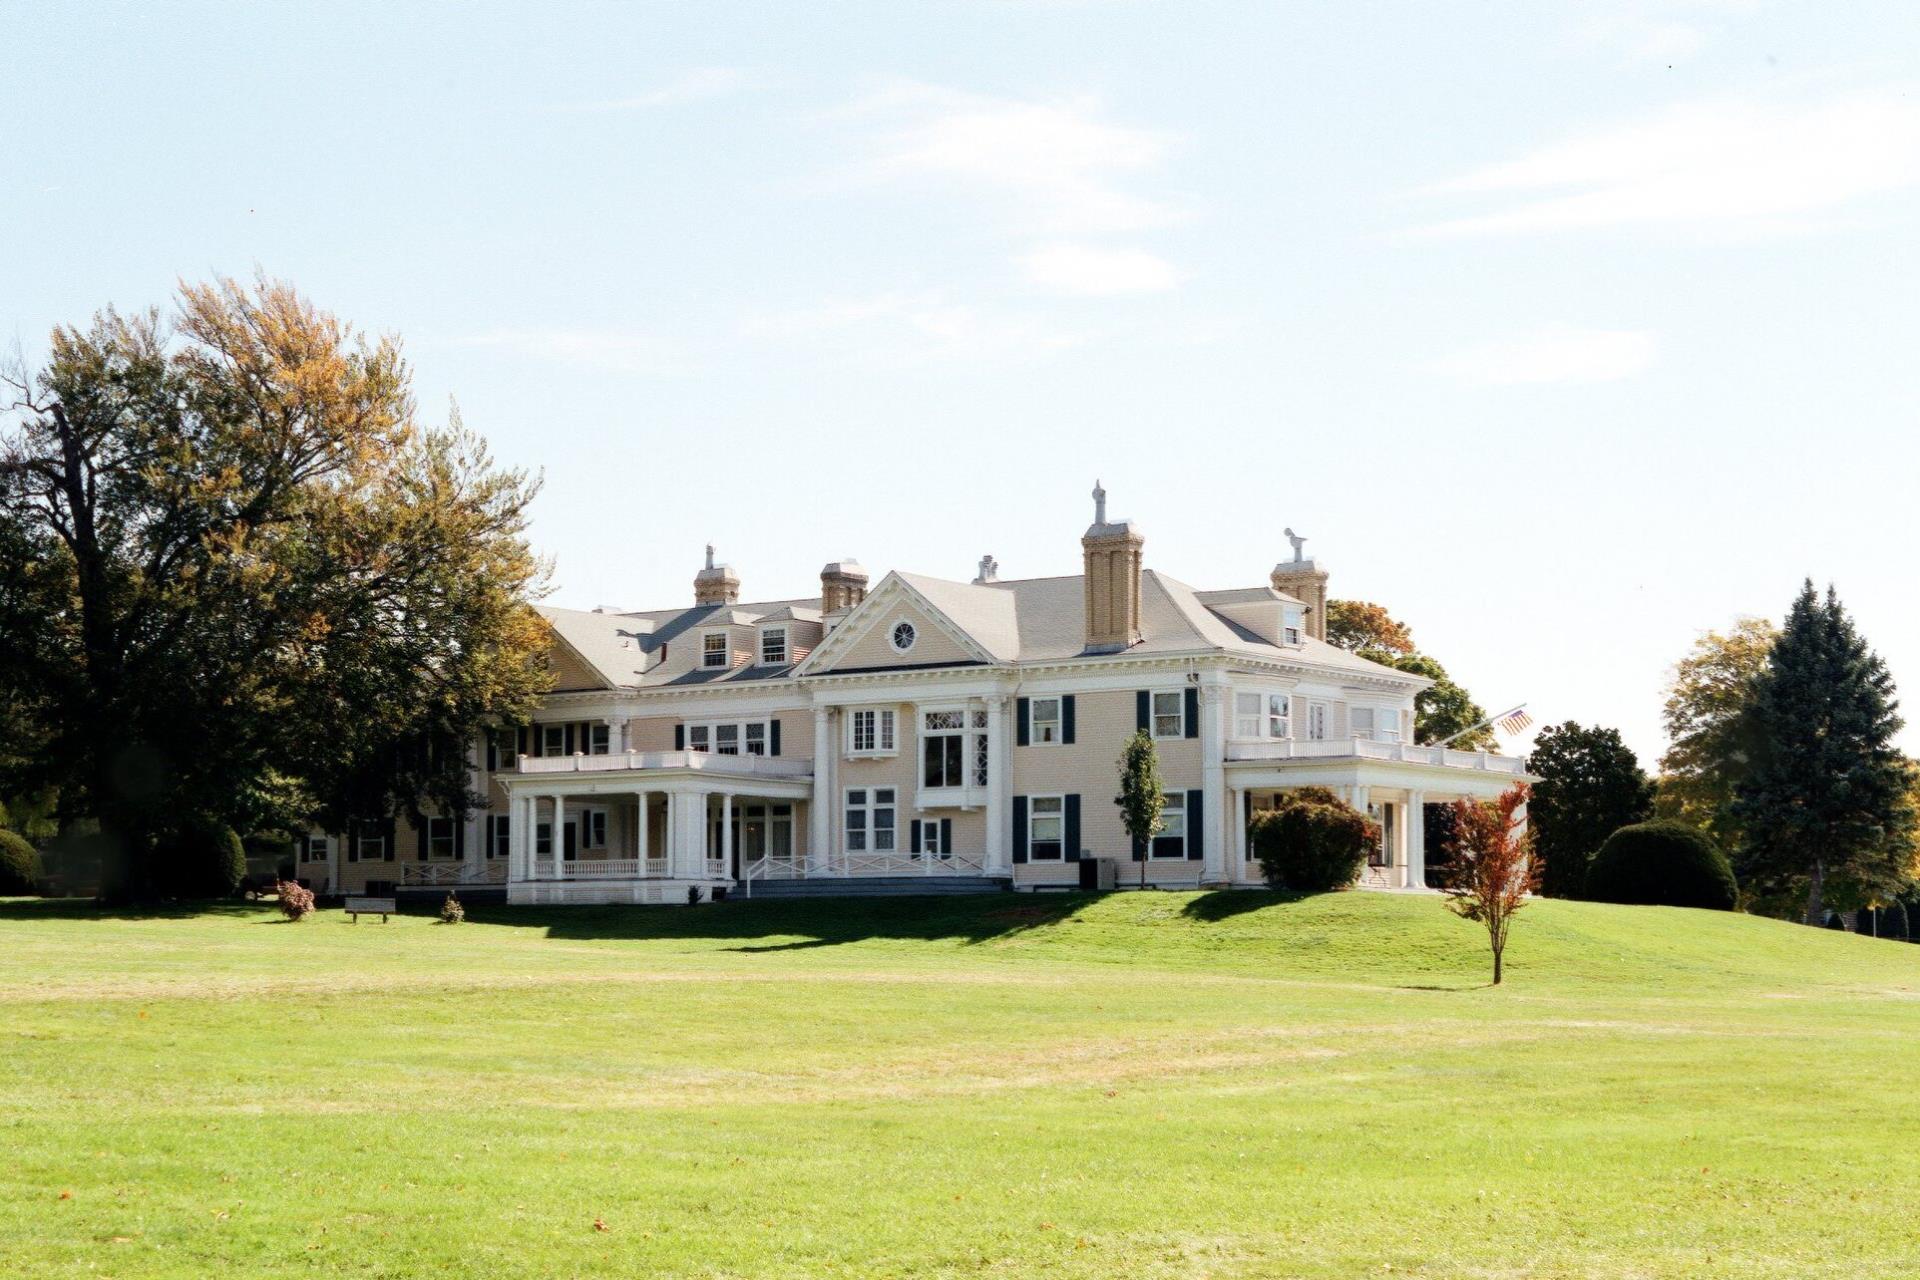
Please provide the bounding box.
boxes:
[1011,689,1201,862]
[545,642,606,692]
[824,601,975,672]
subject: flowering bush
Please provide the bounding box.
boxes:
[439,893,465,924]
[275,879,315,921]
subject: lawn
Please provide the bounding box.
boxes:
[4,890,1920,1278]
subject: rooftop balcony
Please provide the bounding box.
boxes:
[514,750,813,780]
[1225,737,1528,776]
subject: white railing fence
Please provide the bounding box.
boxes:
[1224,736,1526,774]
[400,862,508,886]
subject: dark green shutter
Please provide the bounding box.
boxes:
[1064,794,1081,862]
[1136,690,1150,731]
[1061,695,1076,745]
[910,819,922,854]
[1184,688,1199,739]
[1016,697,1031,746]
[346,819,359,863]
[1186,789,1204,861]
[418,819,429,861]
[530,726,542,757]
[940,818,952,855]
[517,726,529,758]
[383,817,397,862]
[769,719,782,756]
[454,818,466,859]
[485,735,498,772]
[1012,796,1028,863]
[563,723,576,755]
[674,724,685,750]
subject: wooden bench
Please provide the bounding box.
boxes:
[345,896,396,923]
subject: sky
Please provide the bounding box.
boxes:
[7,1,1920,766]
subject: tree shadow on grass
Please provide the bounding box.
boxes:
[1178,889,1306,923]
[470,891,1111,951]
[0,898,280,924]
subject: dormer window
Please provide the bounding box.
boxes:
[702,632,730,669]
[759,626,789,666]
[1283,605,1305,646]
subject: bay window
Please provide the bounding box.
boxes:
[921,709,989,789]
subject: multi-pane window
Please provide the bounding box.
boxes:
[1283,606,1305,646]
[1028,796,1065,860]
[542,724,566,756]
[702,632,730,669]
[1235,692,1292,740]
[760,627,788,665]
[1152,690,1185,738]
[489,815,510,859]
[535,823,553,857]
[972,709,989,786]
[921,709,989,789]
[1351,708,1402,744]
[1152,793,1187,859]
[587,724,611,755]
[1031,697,1063,744]
[304,834,328,862]
[1307,702,1329,741]
[919,821,945,858]
[493,728,517,769]
[426,816,457,860]
[715,724,739,755]
[744,722,767,756]
[579,810,607,851]
[688,725,710,753]
[848,708,896,755]
[357,832,387,862]
[686,719,770,755]
[845,788,897,852]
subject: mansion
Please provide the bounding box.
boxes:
[301,486,1528,904]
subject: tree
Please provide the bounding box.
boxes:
[1584,821,1737,910]
[1655,618,1776,855]
[1526,722,1655,898]
[0,276,551,900]
[1250,786,1376,892]
[1441,784,1537,985]
[1733,582,1913,924]
[1114,729,1165,889]
[1326,600,1414,655]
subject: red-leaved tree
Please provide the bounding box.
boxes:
[1442,784,1537,985]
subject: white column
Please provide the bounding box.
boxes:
[1226,786,1245,882]
[327,834,340,895]
[984,695,1009,874]
[1406,790,1427,889]
[635,791,650,869]
[552,794,566,879]
[720,792,734,875]
[809,706,833,873]
[663,792,680,876]
[1199,684,1227,883]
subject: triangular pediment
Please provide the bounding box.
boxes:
[793,573,1001,675]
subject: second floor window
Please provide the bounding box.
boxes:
[542,724,566,756]
[921,709,988,789]
[1235,692,1291,740]
[588,724,611,755]
[1352,707,1402,744]
[1307,702,1329,741]
[1031,697,1062,744]
[687,719,772,755]
[702,633,730,668]
[1152,691,1185,739]
[848,708,896,755]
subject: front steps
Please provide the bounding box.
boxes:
[739,875,1007,900]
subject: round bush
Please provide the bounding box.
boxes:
[1251,787,1377,893]
[1583,820,1737,910]
[0,829,42,894]
[154,818,248,900]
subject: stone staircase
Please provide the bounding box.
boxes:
[737,875,1007,900]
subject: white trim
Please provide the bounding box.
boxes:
[845,706,898,757]
[843,785,899,854]
[888,619,918,653]
[1026,793,1067,861]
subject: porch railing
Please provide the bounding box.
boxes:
[400,862,508,886]
[741,849,988,895]
[1225,737,1527,774]
[517,750,813,779]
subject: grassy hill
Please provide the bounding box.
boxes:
[4,890,1919,1278]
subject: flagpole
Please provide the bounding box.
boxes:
[1437,703,1528,749]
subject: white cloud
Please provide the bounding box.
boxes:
[852,81,1183,234]
[1412,86,1920,238]
[558,67,750,112]
[1018,243,1186,296]
[743,291,1088,367]
[456,328,683,375]
[1425,328,1657,386]
[1573,1,1757,65]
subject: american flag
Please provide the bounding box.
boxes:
[1495,706,1533,736]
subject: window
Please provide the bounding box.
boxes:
[579,809,607,851]
[1152,793,1187,859]
[1152,690,1185,739]
[919,820,945,858]
[1352,707,1400,742]
[686,719,772,756]
[702,632,730,669]
[1236,692,1292,740]
[1283,605,1305,646]
[715,723,739,755]
[1031,697,1062,744]
[304,834,329,862]
[426,816,457,860]
[1028,796,1065,860]
[535,822,553,857]
[357,832,387,862]
[920,709,986,790]
[972,709,989,786]
[845,788,897,852]
[688,724,710,753]
[492,728,517,769]
[488,815,510,859]
[848,708,896,755]
[542,724,566,756]
[1307,701,1329,741]
[587,724,610,755]
[890,620,917,652]
[760,627,788,666]
[744,722,767,756]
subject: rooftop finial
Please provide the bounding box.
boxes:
[1284,527,1307,563]
[704,543,715,570]
[1092,479,1107,526]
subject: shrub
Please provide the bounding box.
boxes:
[1251,787,1378,893]
[1583,820,1737,910]
[275,879,315,920]
[0,829,42,894]
[439,893,465,924]
[154,818,248,899]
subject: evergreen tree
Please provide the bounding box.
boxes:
[1734,581,1913,923]
[1526,722,1655,898]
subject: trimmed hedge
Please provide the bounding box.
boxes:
[1583,820,1737,910]
[1251,786,1378,893]
[0,829,41,894]
[154,818,249,900]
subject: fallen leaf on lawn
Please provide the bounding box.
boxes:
[593,1217,609,1233]
[58,1190,72,1200]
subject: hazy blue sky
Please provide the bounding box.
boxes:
[8,1,1920,764]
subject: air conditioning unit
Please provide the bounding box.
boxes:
[1078,857,1117,891]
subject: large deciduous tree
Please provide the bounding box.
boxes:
[1655,617,1776,856]
[0,276,550,899]
[1526,722,1655,898]
[1325,600,1496,750]
[1733,582,1913,923]
[1325,600,1414,655]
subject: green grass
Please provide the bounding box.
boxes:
[4,890,1920,1278]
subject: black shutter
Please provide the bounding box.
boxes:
[383,817,397,862]
[940,818,952,855]
[1012,796,1029,863]
[1062,695,1076,745]
[418,819,429,861]
[485,735,498,772]
[1136,690,1150,732]
[454,818,466,859]
[769,719,782,756]
[1187,788,1204,861]
[910,819,922,854]
[517,726,529,758]
[564,723,576,755]
[530,726,543,757]
[1064,794,1081,862]
[674,724,685,751]
[1016,697,1031,746]
[1184,688,1199,739]
[346,820,359,863]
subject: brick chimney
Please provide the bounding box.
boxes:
[694,544,740,606]
[973,554,999,585]
[1269,527,1328,642]
[820,559,868,612]
[1081,481,1144,653]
